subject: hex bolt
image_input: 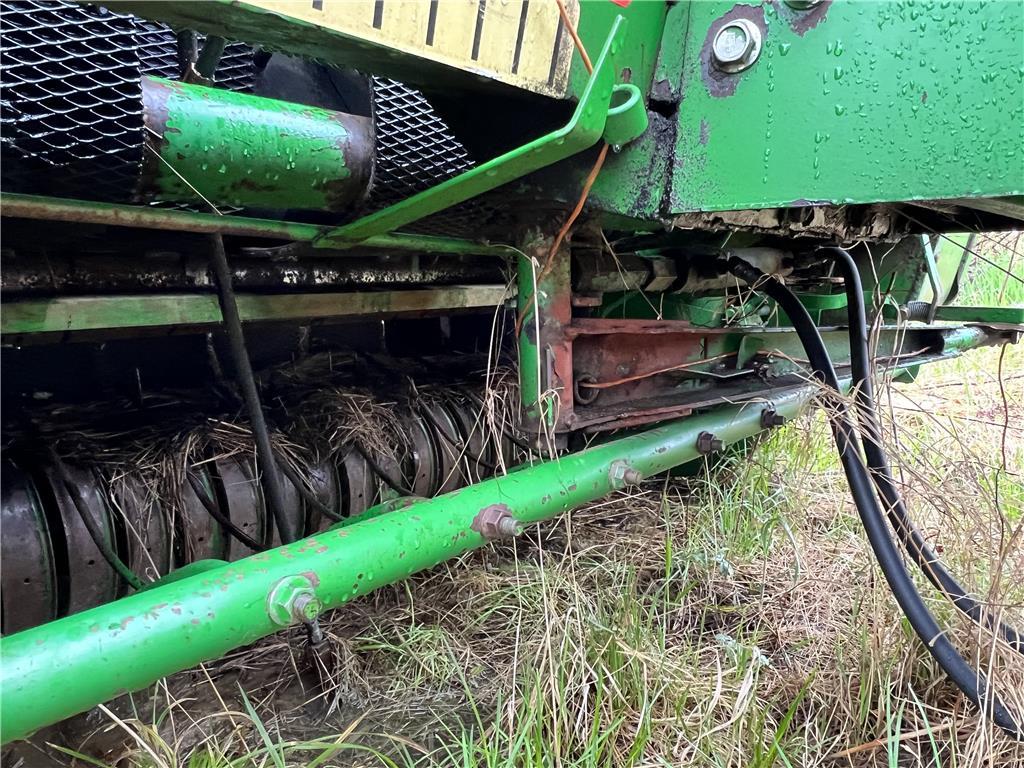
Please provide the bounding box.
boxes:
[291,592,322,624]
[696,431,725,454]
[609,460,643,488]
[711,18,763,74]
[760,409,787,429]
[784,0,823,9]
[471,503,521,540]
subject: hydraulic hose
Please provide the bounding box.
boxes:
[825,246,1023,655]
[727,254,1021,739]
[208,233,301,545]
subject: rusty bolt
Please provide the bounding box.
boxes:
[471,503,521,540]
[696,431,725,454]
[760,409,787,429]
[609,460,643,489]
[711,19,762,74]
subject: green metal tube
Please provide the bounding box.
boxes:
[139,77,373,212]
[1,384,817,743]
[0,193,516,257]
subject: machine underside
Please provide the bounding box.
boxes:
[0,0,1022,744]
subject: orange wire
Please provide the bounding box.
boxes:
[514,1,602,336]
[516,142,610,335]
[555,0,593,74]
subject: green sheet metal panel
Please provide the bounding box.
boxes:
[671,0,1024,213]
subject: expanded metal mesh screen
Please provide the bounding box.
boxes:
[0,1,146,200]
[0,1,255,201]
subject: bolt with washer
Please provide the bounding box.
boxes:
[760,409,787,429]
[711,18,763,74]
[609,460,643,489]
[471,504,522,540]
[696,431,726,454]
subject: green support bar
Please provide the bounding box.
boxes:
[0,194,517,257]
[1,286,511,337]
[314,17,629,248]
[1,381,834,744]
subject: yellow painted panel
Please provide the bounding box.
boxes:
[244,0,577,97]
[476,0,523,73]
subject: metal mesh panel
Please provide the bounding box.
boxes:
[0,0,145,201]
[368,77,473,205]
[369,77,503,236]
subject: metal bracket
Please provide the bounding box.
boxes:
[921,234,943,324]
[314,16,635,249]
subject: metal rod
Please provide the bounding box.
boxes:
[0,380,845,743]
[0,194,516,257]
[207,234,299,545]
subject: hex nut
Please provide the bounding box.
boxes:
[760,409,787,429]
[696,431,725,455]
[711,18,762,74]
[267,574,319,627]
[609,460,643,488]
[471,503,521,540]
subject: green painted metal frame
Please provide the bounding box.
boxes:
[0,372,884,743]
[313,16,628,249]
[669,0,1024,213]
[0,194,516,257]
[1,286,511,338]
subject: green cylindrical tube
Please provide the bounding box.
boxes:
[0,385,816,743]
[139,77,373,212]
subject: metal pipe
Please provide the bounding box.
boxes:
[1,382,820,743]
[139,77,373,212]
[0,194,515,257]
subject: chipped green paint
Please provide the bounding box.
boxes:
[142,77,373,212]
[671,0,1024,212]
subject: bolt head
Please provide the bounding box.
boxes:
[696,431,725,455]
[784,0,823,9]
[472,503,521,540]
[711,19,762,74]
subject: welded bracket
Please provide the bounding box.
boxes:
[314,15,637,249]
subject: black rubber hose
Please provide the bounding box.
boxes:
[187,471,265,552]
[727,255,1021,739]
[48,452,144,592]
[208,233,300,544]
[354,442,416,498]
[272,452,343,523]
[826,246,1023,655]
